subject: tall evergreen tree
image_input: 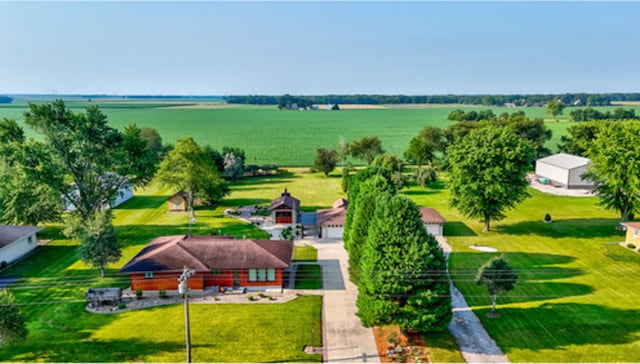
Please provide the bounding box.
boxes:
[357,194,451,332]
[345,176,396,284]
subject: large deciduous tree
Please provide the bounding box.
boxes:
[155,137,229,214]
[349,136,384,165]
[546,99,564,120]
[76,211,121,277]
[223,152,244,182]
[356,194,451,332]
[447,126,535,232]
[23,101,157,223]
[476,256,518,316]
[0,289,27,346]
[584,121,640,222]
[314,147,338,177]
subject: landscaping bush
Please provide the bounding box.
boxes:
[544,213,552,223]
[627,243,636,250]
[159,289,167,298]
[117,303,127,310]
[135,289,143,299]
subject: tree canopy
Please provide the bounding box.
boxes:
[22,101,157,222]
[447,126,535,232]
[476,256,518,315]
[546,99,564,120]
[77,211,121,277]
[584,121,640,222]
[349,136,384,165]
[155,137,229,212]
[0,289,27,346]
[313,147,338,177]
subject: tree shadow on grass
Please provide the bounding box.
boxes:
[2,337,187,362]
[452,252,589,305]
[495,218,623,239]
[482,303,640,354]
[444,221,478,237]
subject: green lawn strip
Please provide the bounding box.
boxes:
[403,175,640,362]
[421,331,465,363]
[89,296,322,362]
[292,245,318,262]
[294,265,323,290]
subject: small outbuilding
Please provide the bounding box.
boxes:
[270,189,300,225]
[317,199,348,239]
[535,153,594,189]
[168,192,188,212]
[419,207,446,237]
[0,225,44,265]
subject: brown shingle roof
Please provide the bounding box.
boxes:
[317,199,348,226]
[623,222,640,230]
[0,225,44,248]
[419,207,446,224]
[119,235,293,273]
[270,189,300,211]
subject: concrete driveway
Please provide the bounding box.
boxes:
[307,241,380,363]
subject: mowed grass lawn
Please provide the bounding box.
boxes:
[0,181,320,362]
[6,101,635,166]
[404,176,640,362]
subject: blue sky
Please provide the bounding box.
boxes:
[1,1,639,95]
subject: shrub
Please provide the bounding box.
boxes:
[135,289,143,299]
[544,213,552,222]
[117,302,127,310]
[627,243,636,250]
[159,289,167,298]
[413,165,437,187]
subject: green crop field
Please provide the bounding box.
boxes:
[5,100,635,166]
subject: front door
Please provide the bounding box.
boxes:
[232,270,241,288]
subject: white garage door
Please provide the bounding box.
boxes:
[426,224,442,237]
[325,226,344,239]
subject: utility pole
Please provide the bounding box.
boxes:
[178,267,196,363]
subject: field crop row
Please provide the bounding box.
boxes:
[2,103,639,166]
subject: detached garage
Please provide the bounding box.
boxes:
[317,199,348,239]
[419,207,446,237]
[535,153,594,189]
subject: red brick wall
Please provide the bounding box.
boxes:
[129,269,283,290]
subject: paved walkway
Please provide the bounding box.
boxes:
[307,240,380,363]
[437,236,510,363]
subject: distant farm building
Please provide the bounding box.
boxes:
[535,153,595,189]
[317,199,348,239]
[419,207,446,236]
[270,189,300,225]
[0,225,44,265]
[119,235,293,292]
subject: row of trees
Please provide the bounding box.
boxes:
[568,107,638,122]
[225,93,640,106]
[342,168,452,332]
[0,96,11,104]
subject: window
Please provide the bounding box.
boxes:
[211,269,221,275]
[144,272,154,279]
[248,268,276,282]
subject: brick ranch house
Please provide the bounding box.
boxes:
[119,235,293,291]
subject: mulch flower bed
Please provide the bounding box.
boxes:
[373,326,430,363]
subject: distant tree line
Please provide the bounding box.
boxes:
[0,96,12,104]
[568,107,638,122]
[225,93,640,106]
